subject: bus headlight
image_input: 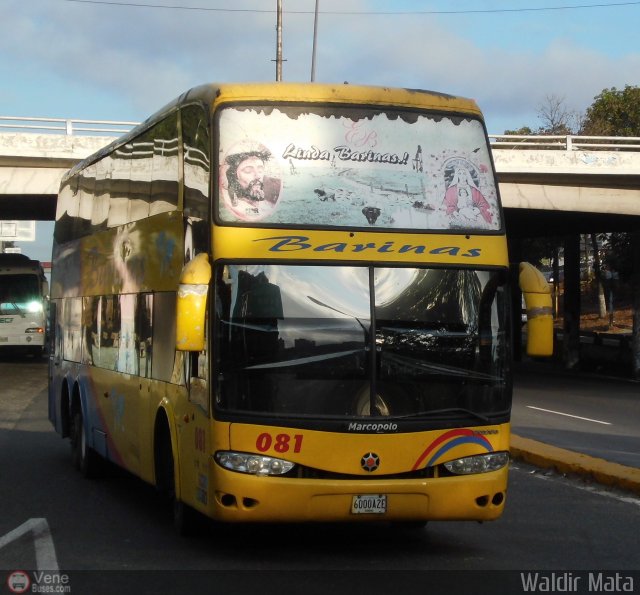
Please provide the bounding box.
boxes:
[443,452,509,475]
[26,301,43,313]
[215,451,295,476]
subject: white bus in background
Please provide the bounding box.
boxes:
[0,253,49,357]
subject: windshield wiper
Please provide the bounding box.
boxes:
[10,302,25,317]
[392,407,490,423]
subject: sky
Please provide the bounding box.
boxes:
[3,0,640,260]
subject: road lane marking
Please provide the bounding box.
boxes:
[0,518,59,570]
[513,465,640,508]
[526,406,611,425]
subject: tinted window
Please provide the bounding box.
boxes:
[215,265,509,420]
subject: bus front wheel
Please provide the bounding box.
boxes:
[155,420,200,536]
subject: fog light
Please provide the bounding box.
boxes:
[215,451,295,476]
[444,452,509,475]
[25,327,44,334]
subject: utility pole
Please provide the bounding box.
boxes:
[276,0,283,81]
[311,0,319,81]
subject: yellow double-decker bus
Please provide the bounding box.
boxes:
[48,82,552,532]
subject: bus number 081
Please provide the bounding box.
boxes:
[256,433,303,454]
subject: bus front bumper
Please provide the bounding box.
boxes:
[203,465,508,523]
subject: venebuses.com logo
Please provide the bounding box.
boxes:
[6,570,71,593]
[6,571,30,594]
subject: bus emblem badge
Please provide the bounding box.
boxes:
[361,452,380,472]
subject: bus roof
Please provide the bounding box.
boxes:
[0,253,45,275]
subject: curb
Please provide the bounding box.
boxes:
[510,434,640,497]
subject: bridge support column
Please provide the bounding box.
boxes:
[563,234,581,369]
[509,236,523,362]
[632,230,640,380]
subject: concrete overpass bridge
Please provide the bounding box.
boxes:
[1,116,638,375]
[1,116,640,238]
[492,133,640,236]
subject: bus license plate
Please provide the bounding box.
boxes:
[351,494,387,514]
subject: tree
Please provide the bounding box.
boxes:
[502,95,582,136]
[602,232,634,281]
[581,85,640,136]
[590,234,607,319]
[536,94,581,135]
[503,86,640,377]
[503,126,534,135]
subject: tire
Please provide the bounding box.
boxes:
[173,499,201,537]
[156,421,201,536]
[71,408,100,478]
[29,346,43,359]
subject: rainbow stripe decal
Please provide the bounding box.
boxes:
[412,428,494,470]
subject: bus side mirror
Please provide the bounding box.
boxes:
[176,253,211,352]
[519,262,554,357]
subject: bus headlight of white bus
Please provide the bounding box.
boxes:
[26,301,43,313]
[215,451,295,476]
[443,452,509,475]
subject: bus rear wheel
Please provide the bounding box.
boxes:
[70,409,100,477]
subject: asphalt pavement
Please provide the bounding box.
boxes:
[510,358,640,496]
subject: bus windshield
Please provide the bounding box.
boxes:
[215,264,510,421]
[217,104,501,231]
[0,274,41,315]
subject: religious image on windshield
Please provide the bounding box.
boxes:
[217,106,500,231]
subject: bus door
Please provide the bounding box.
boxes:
[174,349,211,512]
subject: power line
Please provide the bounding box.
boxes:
[60,0,640,15]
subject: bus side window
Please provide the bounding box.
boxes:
[182,104,210,223]
[152,291,177,383]
[189,345,209,415]
[129,127,154,223]
[150,113,179,215]
[75,165,95,238]
[136,293,153,379]
[92,158,110,232]
[48,301,58,360]
[54,180,78,245]
[83,296,97,366]
[108,144,132,228]
[62,297,83,363]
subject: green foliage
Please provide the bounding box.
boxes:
[503,126,534,135]
[521,237,562,268]
[602,232,634,282]
[582,85,640,136]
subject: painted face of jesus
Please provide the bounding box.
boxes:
[235,156,266,201]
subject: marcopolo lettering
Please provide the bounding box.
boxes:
[348,422,398,432]
[254,235,481,258]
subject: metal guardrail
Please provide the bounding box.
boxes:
[2,116,640,150]
[488,134,640,151]
[0,116,138,136]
